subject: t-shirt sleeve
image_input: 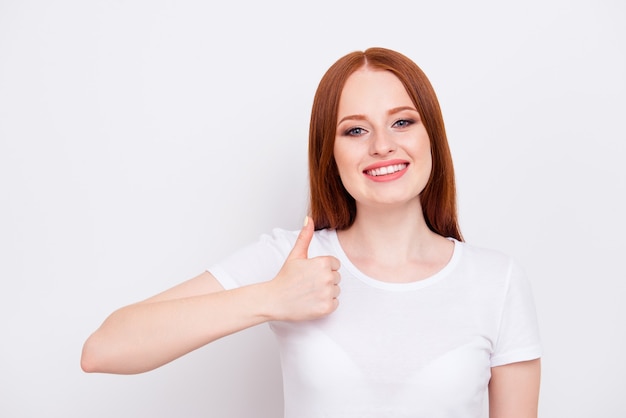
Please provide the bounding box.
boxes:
[207,228,297,290]
[490,260,542,367]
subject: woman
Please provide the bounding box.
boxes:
[82,47,542,417]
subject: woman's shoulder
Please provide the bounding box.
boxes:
[455,239,523,277]
[457,239,510,258]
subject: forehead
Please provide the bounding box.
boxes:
[338,68,413,113]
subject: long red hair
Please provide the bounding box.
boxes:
[308,47,462,241]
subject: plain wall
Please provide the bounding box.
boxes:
[1,0,624,417]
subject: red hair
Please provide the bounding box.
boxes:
[308,47,462,241]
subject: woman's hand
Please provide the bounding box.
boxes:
[81,216,341,374]
[265,216,341,322]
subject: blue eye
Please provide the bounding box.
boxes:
[393,119,414,128]
[345,127,366,136]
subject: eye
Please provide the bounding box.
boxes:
[393,119,415,129]
[343,126,367,137]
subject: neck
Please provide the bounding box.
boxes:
[339,199,442,262]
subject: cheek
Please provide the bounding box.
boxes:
[420,150,434,187]
[417,136,433,168]
[334,159,353,185]
[332,147,360,196]
[333,144,352,177]
[411,139,433,183]
[423,150,433,177]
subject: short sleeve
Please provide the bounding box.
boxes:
[208,228,297,290]
[490,260,542,367]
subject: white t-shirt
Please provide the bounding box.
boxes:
[209,228,542,418]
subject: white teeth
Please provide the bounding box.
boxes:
[366,163,407,177]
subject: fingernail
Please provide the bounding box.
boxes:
[303,216,309,227]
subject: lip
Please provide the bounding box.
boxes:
[363,159,409,182]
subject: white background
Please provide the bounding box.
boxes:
[1,0,624,417]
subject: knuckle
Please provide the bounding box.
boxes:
[314,299,333,316]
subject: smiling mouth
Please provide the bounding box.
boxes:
[365,163,408,177]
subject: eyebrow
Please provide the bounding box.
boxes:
[337,106,419,125]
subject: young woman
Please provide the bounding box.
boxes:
[82,47,542,417]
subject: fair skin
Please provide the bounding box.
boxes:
[333,68,453,283]
[81,66,540,416]
[80,219,339,374]
[333,68,540,417]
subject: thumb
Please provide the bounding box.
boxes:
[287,215,314,260]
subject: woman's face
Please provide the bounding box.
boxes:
[333,68,432,210]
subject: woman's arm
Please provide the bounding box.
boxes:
[489,358,541,418]
[81,217,340,375]
[81,272,271,374]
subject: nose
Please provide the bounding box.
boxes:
[369,131,396,156]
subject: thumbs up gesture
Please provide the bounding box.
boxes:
[266,216,341,322]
